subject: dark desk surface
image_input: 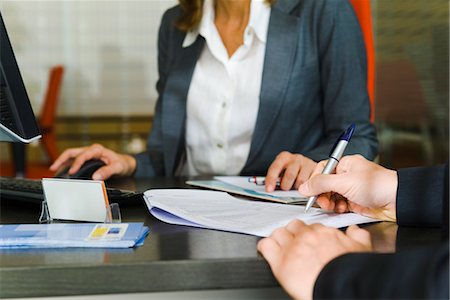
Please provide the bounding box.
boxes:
[0,177,444,298]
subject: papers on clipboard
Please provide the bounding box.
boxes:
[0,223,149,249]
[143,189,378,237]
[187,176,307,204]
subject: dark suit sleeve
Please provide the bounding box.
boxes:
[134,7,178,177]
[314,244,449,299]
[396,165,447,227]
[314,165,449,299]
[304,0,378,161]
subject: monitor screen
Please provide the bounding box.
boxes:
[0,11,41,143]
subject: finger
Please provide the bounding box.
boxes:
[92,162,123,181]
[298,173,347,199]
[266,152,291,192]
[315,193,336,211]
[296,224,325,245]
[334,198,349,213]
[293,160,315,189]
[69,144,105,174]
[310,160,327,177]
[285,219,309,235]
[280,159,302,191]
[269,227,295,247]
[257,238,282,269]
[308,223,327,232]
[346,225,372,249]
[49,148,85,171]
[313,224,346,245]
[56,160,76,174]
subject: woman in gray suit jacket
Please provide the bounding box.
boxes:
[51,0,378,185]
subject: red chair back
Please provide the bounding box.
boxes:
[39,65,64,162]
[40,65,64,130]
[349,0,376,122]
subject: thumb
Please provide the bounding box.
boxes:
[298,173,346,198]
[346,225,372,249]
[92,166,114,181]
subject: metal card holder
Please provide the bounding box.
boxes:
[39,201,121,224]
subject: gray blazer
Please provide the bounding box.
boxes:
[135,0,378,177]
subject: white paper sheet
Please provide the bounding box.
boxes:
[144,189,378,237]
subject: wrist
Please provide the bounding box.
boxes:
[381,169,398,222]
[122,154,137,176]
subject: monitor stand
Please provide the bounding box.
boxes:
[11,143,25,178]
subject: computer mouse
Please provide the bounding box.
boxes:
[55,159,106,180]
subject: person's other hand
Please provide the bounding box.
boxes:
[299,155,397,222]
[265,151,317,192]
[257,220,372,300]
[49,143,137,180]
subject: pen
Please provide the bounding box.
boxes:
[304,124,355,212]
[248,176,280,186]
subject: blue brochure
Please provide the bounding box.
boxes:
[0,223,149,249]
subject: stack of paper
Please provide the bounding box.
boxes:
[0,223,149,249]
[144,189,378,237]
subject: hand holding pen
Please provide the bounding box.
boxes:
[304,124,355,212]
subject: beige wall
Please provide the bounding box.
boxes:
[1,0,176,116]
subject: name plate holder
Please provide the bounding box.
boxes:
[39,178,121,223]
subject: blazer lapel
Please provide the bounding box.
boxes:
[245,6,300,167]
[162,37,205,175]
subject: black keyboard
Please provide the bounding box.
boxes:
[0,176,142,204]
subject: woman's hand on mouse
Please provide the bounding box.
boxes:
[50,143,137,180]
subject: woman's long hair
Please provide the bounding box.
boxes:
[176,0,276,32]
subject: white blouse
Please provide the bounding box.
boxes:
[182,0,271,176]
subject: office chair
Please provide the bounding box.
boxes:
[6,65,64,178]
[38,65,65,163]
[349,0,376,123]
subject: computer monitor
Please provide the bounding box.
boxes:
[0,11,41,143]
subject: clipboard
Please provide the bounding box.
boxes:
[186,178,307,204]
